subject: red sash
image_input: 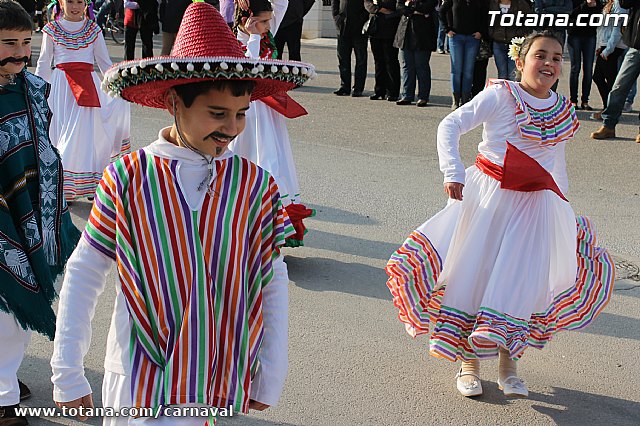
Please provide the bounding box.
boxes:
[56,62,101,107]
[260,93,308,118]
[475,142,568,202]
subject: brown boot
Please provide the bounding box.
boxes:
[590,126,616,139]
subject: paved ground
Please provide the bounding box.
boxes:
[21,34,640,425]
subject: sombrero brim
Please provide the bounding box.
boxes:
[102,56,316,109]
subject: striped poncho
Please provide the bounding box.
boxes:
[83,149,293,412]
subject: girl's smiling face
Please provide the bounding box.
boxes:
[61,0,86,22]
[516,37,563,99]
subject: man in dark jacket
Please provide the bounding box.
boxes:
[364,0,400,101]
[274,0,315,61]
[160,0,220,55]
[591,0,640,141]
[332,0,370,96]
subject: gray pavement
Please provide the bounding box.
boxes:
[21,34,640,425]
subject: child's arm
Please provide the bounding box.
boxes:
[551,142,569,195]
[249,253,289,407]
[93,32,113,76]
[34,32,54,82]
[437,85,500,186]
[50,238,113,408]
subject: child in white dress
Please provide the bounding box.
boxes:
[35,0,130,201]
[230,0,315,247]
[386,31,614,398]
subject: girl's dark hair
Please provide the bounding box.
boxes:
[0,0,34,32]
[515,30,564,79]
[233,0,273,34]
[173,80,257,108]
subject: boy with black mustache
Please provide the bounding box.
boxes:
[0,1,80,425]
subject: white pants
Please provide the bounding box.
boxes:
[0,310,31,406]
[102,371,214,425]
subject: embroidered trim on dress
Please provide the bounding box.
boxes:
[42,20,101,50]
[487,79,580,147]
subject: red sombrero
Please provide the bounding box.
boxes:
[101,2,316,109]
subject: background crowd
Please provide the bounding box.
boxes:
[330,0,640,144]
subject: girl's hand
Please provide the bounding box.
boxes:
[444,182,464,200]
[447,31,456,37]
[55,394,94,421]
[473,32,482,40]
[244,17,261,35]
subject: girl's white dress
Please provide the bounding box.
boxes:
[386,80,614,361]
[230,0,314,247]
[35,18,130,201]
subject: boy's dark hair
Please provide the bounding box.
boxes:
[173,80,257,108]
[0,0,33,32]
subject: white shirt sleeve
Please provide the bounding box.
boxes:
[34,33,54,82]
[437,85,500,184]
[249,254,289,406]
[551,142,569,195]
[271,0,289,37]
[93,32,113,75]
[245,33,262,59]
[51,237,114,403]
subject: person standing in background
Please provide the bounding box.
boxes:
[365,0,401,102]
[332,0,369,96]
[274,0,315,61]
[567,0,602,110]
[159,0,190,55]
[123,0,158,60]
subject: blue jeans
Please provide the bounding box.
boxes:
[493,41,515,80]
[399,49,432,101]
[448,34,479,94]
[619,51,637,104]
[567,34,596,103]
[603,48,640,128]
[437,16,449,52]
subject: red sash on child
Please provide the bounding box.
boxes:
[56,62,101,107]
[475,142,568,201]
[260,92,308,118]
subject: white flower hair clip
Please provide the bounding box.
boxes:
[508,37,526,61]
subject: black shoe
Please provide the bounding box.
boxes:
[396,99,413,105]
[18,381,30,401]
[416,100,428,107]
[0,404,28,426]
[351,90,363,97]
[386,96,399,102]
[333,88,350,96]
[369,94,384,100]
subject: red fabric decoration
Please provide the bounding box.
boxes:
[284,203,315,242]
[56,62,100,107]
[475,142,568,201]
[260,93,307,118]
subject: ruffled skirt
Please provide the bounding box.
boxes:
[48,68,131,201]
[386,166,614,361]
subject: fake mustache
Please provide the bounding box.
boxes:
[204,131,237,142]
[0,56,29,66]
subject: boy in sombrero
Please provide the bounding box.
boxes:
[50,2,315,424]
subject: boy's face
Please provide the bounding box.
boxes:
[0,29,31,78]
[170,85,251,157]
